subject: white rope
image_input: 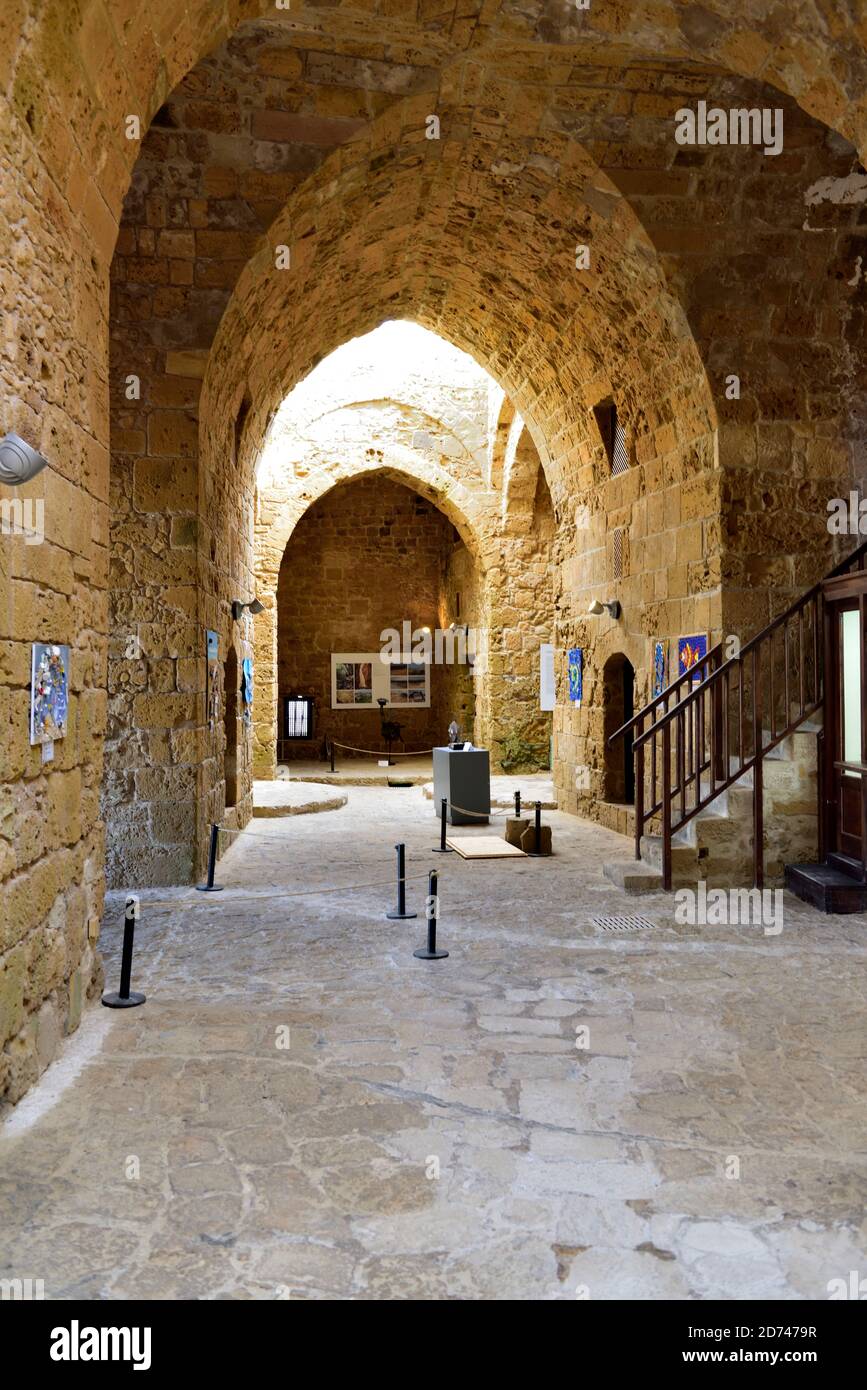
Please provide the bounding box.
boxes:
[330,741,436,757]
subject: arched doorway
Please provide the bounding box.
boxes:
[603,654,635,805]
[224,646,239,810]
[273,474,477,764]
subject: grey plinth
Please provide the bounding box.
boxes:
[432,747,490,825]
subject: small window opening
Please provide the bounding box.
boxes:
[284,695,314,740]
[593,399,629,477]
[613,528,623,579]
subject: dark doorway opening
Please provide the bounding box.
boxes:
[603,653,635,804]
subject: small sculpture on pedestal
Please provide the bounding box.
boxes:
[448,720,462,749]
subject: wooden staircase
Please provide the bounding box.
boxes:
[604,540,867,900]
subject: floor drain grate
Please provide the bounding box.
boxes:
[593,914,656,933]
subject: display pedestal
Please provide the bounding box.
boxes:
[432,747,490,825]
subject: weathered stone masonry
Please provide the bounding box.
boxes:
[1,2,866,1104]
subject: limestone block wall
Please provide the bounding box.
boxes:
[275,476,460,758]
[2,0,867,1109]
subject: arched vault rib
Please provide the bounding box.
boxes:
[26,0,867,241]
[200,98,719,526]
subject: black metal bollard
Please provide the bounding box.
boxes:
[514,790,521,817]
[102,895,146,1008]
[432,796,455,853]
[524,800,547,857]
[386,842,417,920]
[414,870,449,960]
[330,740,336,773]
[196,822,224,892]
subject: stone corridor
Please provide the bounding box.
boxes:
[1,788,864,1300]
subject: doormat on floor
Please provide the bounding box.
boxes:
[446,836,527,859]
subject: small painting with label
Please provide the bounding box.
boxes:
[31,643,70,745]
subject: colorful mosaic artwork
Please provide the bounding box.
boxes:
[30,643,70,745]
[654,640,667,697]
[678,634,708,685]
[567,647,583,704]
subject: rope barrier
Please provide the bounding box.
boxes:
[329,741,437,758]
[448,801,510,819]
[126,872,437,916]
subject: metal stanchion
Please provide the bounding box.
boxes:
[524,800,547,857]
[515,790,521,817]
[432,796,455,853]
[386,842,417,919]
[196,822,224,892]
[414,870,448,960]
[102,895,146,1008]
[330,740,336,773]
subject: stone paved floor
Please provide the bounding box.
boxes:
[1,786,865,1300]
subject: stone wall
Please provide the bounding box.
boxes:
[2,0,867,1107]
[276,476,461,759]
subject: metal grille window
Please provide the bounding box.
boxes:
[283,695,314,739]
[611,413,629,476]
[613,527,623,578]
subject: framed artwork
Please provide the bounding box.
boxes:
[567,647,583,705]
[242,657,253,704]
[678,634,708,686]
[31,643,70,745]
[334,657,374,706]
[206,629,219,662]
[653,640,667,697]
[388,661,430,707]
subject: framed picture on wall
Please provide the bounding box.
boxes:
[567,647,583,706]
[678,634,708,686]
[388,660,430,707]
[653,640,667,697]
[331,653,390,708]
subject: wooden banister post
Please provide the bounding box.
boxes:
[753,646,764,889]
[712,647,724,784]
[635,740,644,862]
[662,721,672,891]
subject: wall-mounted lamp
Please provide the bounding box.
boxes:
[0,431,49,486]
[587,598,621,620]
[231,598,265,621]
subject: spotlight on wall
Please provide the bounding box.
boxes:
[231,597,265,621]
[0,431,49,486]
[587,598,621,620]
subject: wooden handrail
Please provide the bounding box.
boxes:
[615,539,867,891]
[607,644,722,748]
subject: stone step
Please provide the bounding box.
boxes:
[602,859,664,894]
[639,834,698,874]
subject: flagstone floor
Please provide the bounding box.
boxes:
[1,785,865,1300]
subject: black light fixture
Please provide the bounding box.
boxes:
[231,597,265,621]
